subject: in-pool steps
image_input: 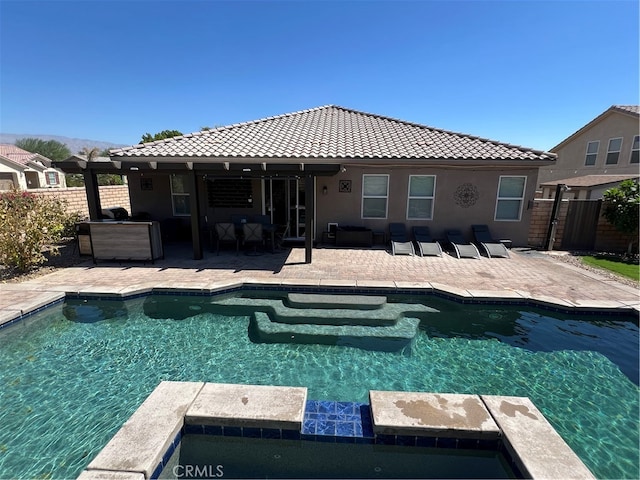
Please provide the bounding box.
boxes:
[207,296,437,326]
[285,293,387,309]
[142,294,438,351]
[251,311,421,351]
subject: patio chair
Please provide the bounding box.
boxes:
[472,224,510,258]
[214,223,239,256]
[445,229,481,259]
[253,215,276,251]
[243,222,264,255]
[389,223,415,256]
[230,214,249,230]
[412,226,443,257]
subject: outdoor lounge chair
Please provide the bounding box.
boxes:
[389,223,415,256]
[214,223,239,256]
[445,229,481,259]
[412,226,443,257]
[472,224,510,258]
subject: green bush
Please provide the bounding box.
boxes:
[0,189,71,272]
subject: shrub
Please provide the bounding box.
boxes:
[0,189,71,272]
[603,179,640,255]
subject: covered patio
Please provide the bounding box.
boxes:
[55,155,341,263]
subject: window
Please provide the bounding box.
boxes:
[406,175,435,220]
[45,171,59,185]
[631,135,639,164]
[495,176,526,221]
[584,141,599,166]
[362,174,388,218]
[170,175,191,216]
[605,138,623,165]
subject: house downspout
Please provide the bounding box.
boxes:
[545,184,567,251]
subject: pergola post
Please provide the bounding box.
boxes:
[83,172,102,220]
[188,171,203,260]
[304,174,314,263]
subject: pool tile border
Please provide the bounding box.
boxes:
[2,279,636,333]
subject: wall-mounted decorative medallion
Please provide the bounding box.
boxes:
[454,183,479,208]
[339,180,352,193]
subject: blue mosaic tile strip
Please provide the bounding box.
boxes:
[151,429,182,480]
[302,400,373,441]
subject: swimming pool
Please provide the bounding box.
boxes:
[0,289,637,479]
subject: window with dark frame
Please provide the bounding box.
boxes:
[631,135,639,164]
[584,141,599,166]
[46,171,59,185]
[207,179,254,208]
[605,138,623,165]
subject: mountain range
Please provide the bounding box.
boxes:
[0,133,128,154]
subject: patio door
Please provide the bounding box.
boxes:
[264,178,306,240]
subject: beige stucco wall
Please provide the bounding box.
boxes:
[127,166,540,247]
[316,166,539,246]
[127,172,265,226]
[538,111,640,185]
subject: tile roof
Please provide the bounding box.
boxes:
[0,144,42,166]
[612,105,640,116]
[540,174,639,188]
[110,105,554,161]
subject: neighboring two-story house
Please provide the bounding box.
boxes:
[537,105,639,198]
[0,144,67,190]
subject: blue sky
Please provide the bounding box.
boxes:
[1,0,638,150]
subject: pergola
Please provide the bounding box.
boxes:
[54,155,341,263]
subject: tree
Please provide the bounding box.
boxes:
[79,146,101,160]
[140,130,183,144]
[602,179,639,255]
[15,138,71,162]
[67,147,124,187]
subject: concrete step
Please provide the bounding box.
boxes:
[208,297,437,326]
[286,293,386,310]
[250,312,420,352]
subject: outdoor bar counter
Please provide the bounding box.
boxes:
[85,221,164,263]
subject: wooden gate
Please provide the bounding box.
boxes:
[560,200,602,250]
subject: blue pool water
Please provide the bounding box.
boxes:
[0,291,638,479]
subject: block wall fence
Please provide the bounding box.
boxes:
[29,185,131,219]
[527,198,637,253]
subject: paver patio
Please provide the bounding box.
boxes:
[0,246,638,319]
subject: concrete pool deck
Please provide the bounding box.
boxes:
[0,246,638,325]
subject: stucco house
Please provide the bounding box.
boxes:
[0,144,67,190]
[537,105,640,188]
[55,105,555,261]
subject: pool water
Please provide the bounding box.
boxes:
[0,292,638,479]
[162,434,517,479]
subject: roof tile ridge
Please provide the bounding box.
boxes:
[212,105,335,132]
